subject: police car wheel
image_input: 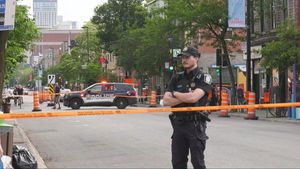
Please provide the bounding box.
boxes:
[115,98,128,109]
[70,98,81,109]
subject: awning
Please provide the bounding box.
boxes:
[236,65,246,72]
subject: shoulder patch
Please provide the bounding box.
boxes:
[203,74,212,85]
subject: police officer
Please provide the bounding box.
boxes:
[163,46,212,169]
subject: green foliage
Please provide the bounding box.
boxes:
[46,23,106,87]
[5,5,39,81]
[134,17,171,76]
[92,0,146,51]
[164,0,229,46]
[261,19,300,71]
[90,0,237,87]
[16,64,33,86]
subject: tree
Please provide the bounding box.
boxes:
[44,23,105,89]
[163,0,239,102]
[261,19,300,104]
[0,5,39,108]
[92,0,146,51]
[5,5,39,80]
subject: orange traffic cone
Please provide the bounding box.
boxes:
[32,91,42,112]
[245,92,258,120]
[150,90,157,107]
[219,91,230,117]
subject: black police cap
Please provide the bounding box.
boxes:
[177,46,200,58]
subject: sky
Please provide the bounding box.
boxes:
[18,0,108,27]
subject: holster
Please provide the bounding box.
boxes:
[198,111,211,122]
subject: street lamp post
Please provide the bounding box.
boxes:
[167,34,173,74]
[246,0,252,92]
[82,26,90,61]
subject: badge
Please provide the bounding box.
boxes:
[190,82,196,88]
[204,74,212,85]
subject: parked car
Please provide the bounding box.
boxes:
[63,83,137,109]
[23,88,29,95]
[58,87,71,102]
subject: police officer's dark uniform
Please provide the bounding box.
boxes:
[166,47,212,169]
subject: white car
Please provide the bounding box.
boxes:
[60,88,71,102]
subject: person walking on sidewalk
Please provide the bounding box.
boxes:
[0,140,3,157]
[53,83,61,109]
[163,46,212,169]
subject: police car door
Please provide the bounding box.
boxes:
[101,84,115,102]
[84,84,102,104]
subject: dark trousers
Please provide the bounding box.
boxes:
[170,118,207,169]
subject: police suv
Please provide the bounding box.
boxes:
[63,83,137,109]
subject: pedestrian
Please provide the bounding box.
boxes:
[237,84,246,105]
[156,86,161,102]
[163,46,212,169]
[143,86,149,102]
[53,83,61,109]
[209,84,218,106]
[0,139,3,157]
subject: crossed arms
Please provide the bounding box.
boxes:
[163,88,205,107]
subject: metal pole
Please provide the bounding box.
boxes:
[292,63,297,118]
[246,0,252,91]
[68,30,71,54]
[219,54,223,105]
[51,48,54,67]
[87,27,90,60]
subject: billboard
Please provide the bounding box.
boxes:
[0,0,16,31]
[228,0,246,28]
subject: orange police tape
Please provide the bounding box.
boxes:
[1,102,300,120]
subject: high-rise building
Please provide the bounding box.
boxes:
[33,0,57,29]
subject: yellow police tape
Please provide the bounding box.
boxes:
[1,102,300,120]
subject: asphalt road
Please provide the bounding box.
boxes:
[11,96,300,168]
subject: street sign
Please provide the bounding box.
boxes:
[165,62,169,69]
[173,49,181,58]
[49,84,54,94]
[48,74,55,84]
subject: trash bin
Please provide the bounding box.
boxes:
[0,123,14,157]
[2,103,11,114]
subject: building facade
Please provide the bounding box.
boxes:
[31,29,82,70]
[33,0,57,29]
[251,0,298,103]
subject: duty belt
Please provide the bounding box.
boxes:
[170,112,210,122]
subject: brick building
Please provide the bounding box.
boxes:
[31,29,82,70]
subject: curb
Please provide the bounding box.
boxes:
[14,120,47,168]
[227,112,300,125]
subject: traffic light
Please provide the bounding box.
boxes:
[216,68,220,76]
[169,65,174,71]
[70,40,78,49]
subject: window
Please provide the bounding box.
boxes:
[102,84,115,91]
[89,85,102,93]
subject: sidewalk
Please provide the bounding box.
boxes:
[1,97,47,168]
[4,119,47,168]
[226,109,300,125]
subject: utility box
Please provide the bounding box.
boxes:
[296,108,300,120]
[0,123,14,156]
